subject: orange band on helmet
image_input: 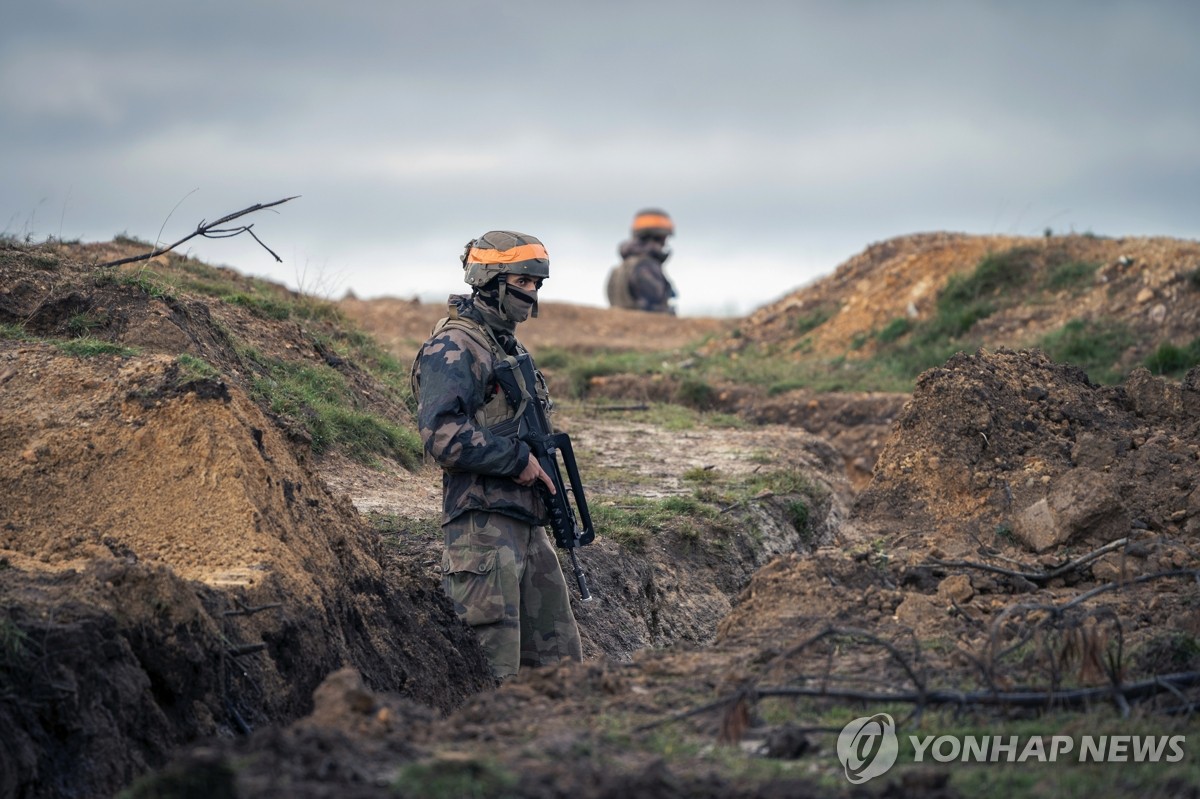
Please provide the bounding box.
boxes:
[467,243,549,264]
[633,214,673,232]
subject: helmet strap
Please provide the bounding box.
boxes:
[496,279,510,321]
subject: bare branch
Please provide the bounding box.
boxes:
[776,626,928,696]
[97,196,299,269]
[635,671,1200,733]
[752,670,1200,709]
[930,537,1131,584]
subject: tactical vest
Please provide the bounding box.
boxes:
[411,310,550,430]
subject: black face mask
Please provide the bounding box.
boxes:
[500,283,537,322]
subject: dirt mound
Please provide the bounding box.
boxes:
[726,232,1200,366]
[857,349,1200,551]
[339,295,734,358]
[0,244,493,797]
[8,235,1200,797]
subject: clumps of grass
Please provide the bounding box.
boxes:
[223,292,292,320]
[590,496,716,551]
[745,466,817,497]
[0,617,28,666]
[113,232,153,248]
[120,759,238,799]
[876,317,911,343]
[54,338,139,358]
[249,354,421,467]
[66,311,108,337]
[28,249,62,271]
[221,289,343,323]
[0,323,29,340]
[1143,338,1200,377]
[792,304,836,335]
[940,247,1035,310]
[784,500,810,535]
[555,350,665,399]
[682,466,720,484]
[175,353,219,382]
[1043,259,1099,292]
[317,327,418,412]
[677,377,716,410]
[393,758,519,799]
[1037,318,1134,384]
[1188,268,1200,291]
[95,268,176,300]
[844,248,1040,387]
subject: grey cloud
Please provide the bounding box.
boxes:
[3,0,1198,315]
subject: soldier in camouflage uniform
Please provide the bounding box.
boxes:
[606,208,677,314]
[411,230,583,679]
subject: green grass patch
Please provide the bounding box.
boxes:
[175,353,219,382]
[744,467,816,496]
[0,617,28,667]
[553,350,670,399]
[223,292,292,320]
[941,247,1035,307]
[682,466,720,484]
[877,317,911,343]
[0,323,29,340]
[113,232,153,248]
[677,377,717,410]
[249,355,421,466]
[55,337,139,358]
[66,311,107,337]
[316,327,419,411]
[95,268,176,300]
[1143,338,1200,377]
[1043,260,1099,292]
[1037,318,1134,384]
[792,304,836,335]
[393,757,519,799]
[589,496,717,551]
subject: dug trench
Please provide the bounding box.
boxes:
[113,353,1200,799]
[0,242,852,796]
[2,238,1199,797]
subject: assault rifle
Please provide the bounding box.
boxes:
[492,353,594,601]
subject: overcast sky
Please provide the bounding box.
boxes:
[3,1,1198,316]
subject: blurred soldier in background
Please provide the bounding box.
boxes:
[606,208,677,314]
[410,230,583,680]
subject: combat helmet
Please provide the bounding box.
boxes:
[631,208,674,239]
[461,230,550,288]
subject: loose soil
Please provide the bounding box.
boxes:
[1,233,1198,798]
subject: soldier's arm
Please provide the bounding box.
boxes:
[415,332,530,477]
[631,258,671,307]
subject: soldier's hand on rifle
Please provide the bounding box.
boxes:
[515,451,556,494]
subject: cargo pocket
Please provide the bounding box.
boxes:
[441,547,504,627]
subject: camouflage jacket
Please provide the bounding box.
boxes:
[411,295,548,526]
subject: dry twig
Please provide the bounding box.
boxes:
[97,196,299,269]
[930,537,1131,584]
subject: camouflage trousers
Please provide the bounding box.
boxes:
[441,510,583,679]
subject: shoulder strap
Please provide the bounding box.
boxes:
[410,313,528,417]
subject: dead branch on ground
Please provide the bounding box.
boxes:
[930,537,1131,585]
[96,196,299,269]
